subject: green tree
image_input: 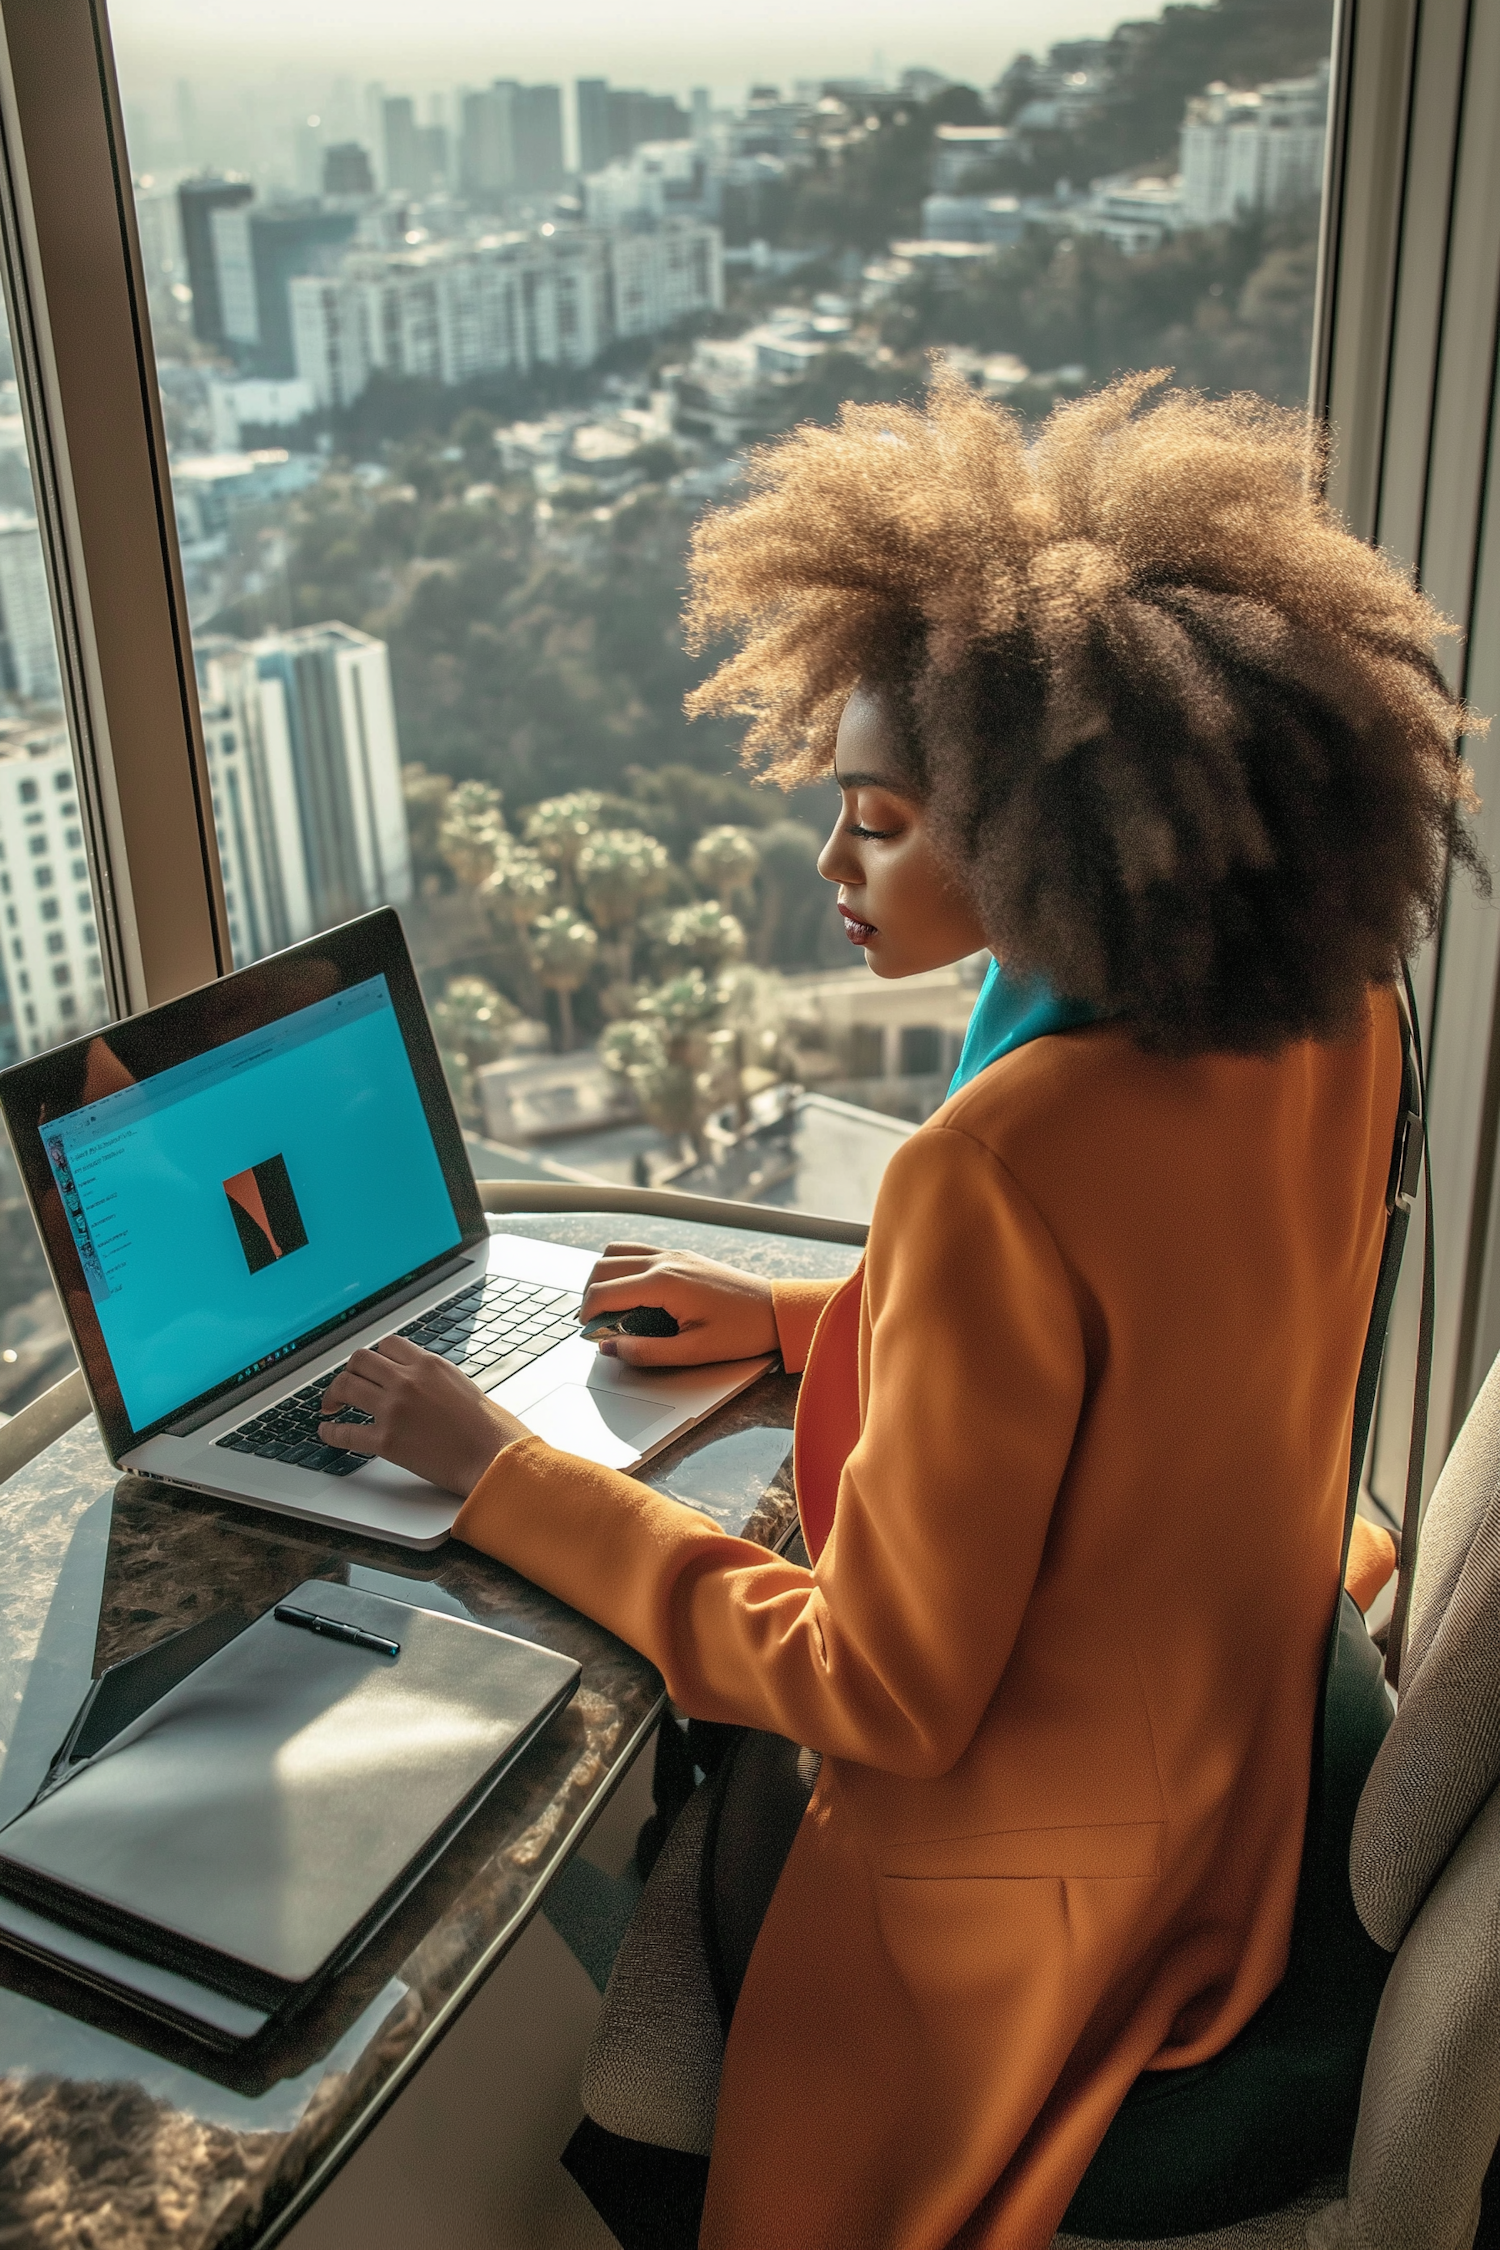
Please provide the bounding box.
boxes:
[402,762,454,887]
[523,791,605,902]
[431,973,518,1125]
[481,845,557,1016]
[753,819,829,966]
[439,779,507,889]
[529,908,599,1052]
[577,826,672,984]
[659,900,747,972]
[690,824,762,908]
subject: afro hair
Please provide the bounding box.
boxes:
[684,369,1484,1054]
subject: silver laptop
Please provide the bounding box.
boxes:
[0,908,769,1549]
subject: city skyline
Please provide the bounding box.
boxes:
[110,0,1130,109]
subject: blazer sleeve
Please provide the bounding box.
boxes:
[771,1276,845,1374]
[452,1125,1086,1780]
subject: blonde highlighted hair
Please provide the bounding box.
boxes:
[685,370,1483,1052]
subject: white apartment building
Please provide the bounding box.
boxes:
[610,222,723,340]
[1180,64,1329,228]
[0,515,60,704]
[582,141,707,228]
[291,222,722,411]
[930,124,1015,195]
[0,723,105,1059]
[921,194,1024,248]
[197,636,312,964]
[198,623,411,966]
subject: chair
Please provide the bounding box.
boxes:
[579,1346,1500,2250]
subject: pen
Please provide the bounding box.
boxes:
[274,1604,400,1659]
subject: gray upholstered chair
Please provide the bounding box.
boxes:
[580,1350,1500,2250]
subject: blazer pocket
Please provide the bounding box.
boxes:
[880,1820,1163,1882]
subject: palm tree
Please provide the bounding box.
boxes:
[660,899,746,972]
[523,791,605,903]
[577,827,671,984]
[439,780,507,891]
[528,908,599,1052]
[480,845,556,1018]
[431,974,518,1126]
[690,824,761,908]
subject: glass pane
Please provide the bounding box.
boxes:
[110,0,1335,1223]
[0,329,116,1413]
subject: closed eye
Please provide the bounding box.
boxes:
[845,822,898,840]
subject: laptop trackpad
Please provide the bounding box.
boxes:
[519,1385,676,1469]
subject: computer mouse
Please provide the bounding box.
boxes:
[579,1305,681,1341]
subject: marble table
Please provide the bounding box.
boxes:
[0,1212,860,2250]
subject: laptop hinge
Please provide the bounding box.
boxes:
[160,1253,476,1439]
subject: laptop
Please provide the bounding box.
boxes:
[0,908,771,1549]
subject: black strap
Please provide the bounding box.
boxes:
[1383,965,1435,1690]
[1332,969,1430,1694]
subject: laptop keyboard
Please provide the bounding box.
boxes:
[214,1273,584,1478]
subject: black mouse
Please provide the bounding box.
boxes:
[580,1304,681,1340]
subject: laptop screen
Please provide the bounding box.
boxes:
[0,909,485,1455]
[41,973,461,1433]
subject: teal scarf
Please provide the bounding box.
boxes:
[948,958,1098,1097]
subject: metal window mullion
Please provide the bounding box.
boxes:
[0,19,139,1018]
[0,0,231,1016]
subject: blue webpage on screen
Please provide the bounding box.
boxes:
[41,975,461,1432]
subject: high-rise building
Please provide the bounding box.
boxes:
[252,625,411,934]
[322,142,375,198]
[133,179,186,315]
[207,199,360,378]
[177,176,254,350]
[196,625,411,960]
[0,724,105,1056]
[690,88,713,140]
[0,516,60,705]
[606,88,691,164]
[577,79,611,176]
[197,636,310,961]
[1179,64,1329,228]
[415,123,451,193]
[459,84,515,206]
[382,96,422,194]
[506,83,565,194]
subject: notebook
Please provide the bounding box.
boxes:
[0,1582,580,2046]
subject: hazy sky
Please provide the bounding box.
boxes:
[110,0,1134,105]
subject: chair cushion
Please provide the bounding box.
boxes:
[1334,1780,1500,2250]
[1403,1349,1500,1682]
[579,1780,722,2157]
[1352,1492,1500,1951]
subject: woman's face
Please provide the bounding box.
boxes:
[817,686,990,979]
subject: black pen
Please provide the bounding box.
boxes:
[274,1604,400,1659]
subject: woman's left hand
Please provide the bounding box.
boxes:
[317,1337,528,1496]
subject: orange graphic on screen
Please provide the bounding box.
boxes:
[223,1154,309,1275]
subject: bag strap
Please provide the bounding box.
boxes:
[1383,965,1435,1691]
[1332,969,1430,1693]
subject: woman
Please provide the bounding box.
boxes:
[318,373,1479,2248]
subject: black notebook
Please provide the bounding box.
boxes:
[0,1581,580,2046]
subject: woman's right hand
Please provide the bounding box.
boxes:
[577,1241,779,1368]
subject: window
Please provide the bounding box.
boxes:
[108,0,1338,1220]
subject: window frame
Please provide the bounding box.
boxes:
[0,0,230,1025]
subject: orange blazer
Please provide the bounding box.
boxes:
[454,994,1401,2249]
